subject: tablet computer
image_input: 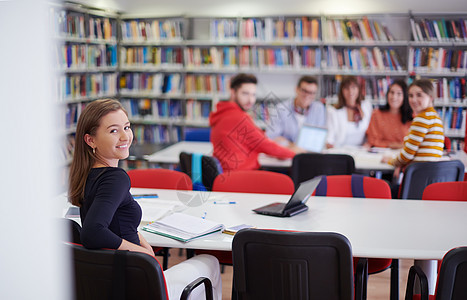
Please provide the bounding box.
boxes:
[296,125,327,153]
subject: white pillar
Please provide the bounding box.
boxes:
[0,0,70,299]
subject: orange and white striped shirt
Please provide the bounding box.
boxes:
[391,107,444,167]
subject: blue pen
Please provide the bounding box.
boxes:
[213,201,237,204]
[133,194,159,199]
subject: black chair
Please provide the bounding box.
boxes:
[63,218,82,244]
[291,153,356,188]
[232,229,367,300]
[405,247,467,300]
[179,151,222,191]
[69,243,213,300]
[63,217,171,270]
[399,160,465,200]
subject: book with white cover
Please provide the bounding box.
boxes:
[142,212,224,242]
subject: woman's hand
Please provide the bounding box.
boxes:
[381,155,392,164]
[138,232,155,256]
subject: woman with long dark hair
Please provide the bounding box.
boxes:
[365,80,413,148]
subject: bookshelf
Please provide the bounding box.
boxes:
[53,5,467,156]
[51,2,119,164]
[117,13,466,150]
[409,13,467,150]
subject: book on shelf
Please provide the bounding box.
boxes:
[411,18,467,42]
[324,18,395,42]
[121,19,183,42]
[142,212,224,242]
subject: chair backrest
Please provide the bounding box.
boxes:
[232,229,354,300]
[63,218,82,244]
[400,160,465,200]
[314,175,391,199]
[127,168,192,190]
[291,153,355,188]
[212,170,294,195]
[179,152,222,191]
[436,247,467,300]
[422,181,467,201]
[184,127,211,142]
[70,243,168,300]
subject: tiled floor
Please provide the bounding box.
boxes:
[166,248,413,299]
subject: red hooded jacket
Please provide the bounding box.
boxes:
[209,101,295,171]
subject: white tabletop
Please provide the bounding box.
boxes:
[146,141,395,171]
[135,188,467,260]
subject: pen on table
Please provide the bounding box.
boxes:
[213,201,237,204]
[133,194,159,199]
[201,212,207,219]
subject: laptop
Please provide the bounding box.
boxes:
[252,176,323,217]
[296,125,328,153]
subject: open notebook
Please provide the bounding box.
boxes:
[142,212,224,243]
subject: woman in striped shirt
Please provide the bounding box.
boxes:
[382,79,444,170]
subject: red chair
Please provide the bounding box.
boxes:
[422,181,467,201]
[443,136,452,152]
[127,168,192,190]
[196,170,295,267]
[314,175,399,300]
[127,168,193,270]
[212,170,295,195]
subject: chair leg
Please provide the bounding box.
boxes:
[162,247,170,270]
[390,259,399,300]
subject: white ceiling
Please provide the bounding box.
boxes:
[74,0,467,17]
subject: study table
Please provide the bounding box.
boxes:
[132,188,467,261]
[145,141,395,173]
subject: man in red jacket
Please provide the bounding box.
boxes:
[209,73,296,171]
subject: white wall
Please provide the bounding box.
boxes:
[0,0,70,299]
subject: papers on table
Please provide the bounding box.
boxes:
[142,212,224,243]
[135,198,185,223]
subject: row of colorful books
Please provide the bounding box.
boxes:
[408,47,467,72]
[324,17,395,42]
[431,78,467,101]
[450,139,465,151]
[59,73,117,101]
[120,47,183,66]
[119,73,182,95]
[185,99,212,120]
[239,18,321,41]
[132,124,181,144]
[51,8,116,41]
[321,75,396,100]
[185,47,237,68]
[210,19,238,40]
[121,98,184,120]
[437,107,466,130]
[411,19,467,42]
[57,44,117,69]
[120,19,183,42]
[239,46,322,69]
[324,47,403,72]
[65,102,87,129]
[185,74,231,95]
[121,98,213,121]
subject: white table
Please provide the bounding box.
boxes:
[146,141,395,172]
[135,188,467,261]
